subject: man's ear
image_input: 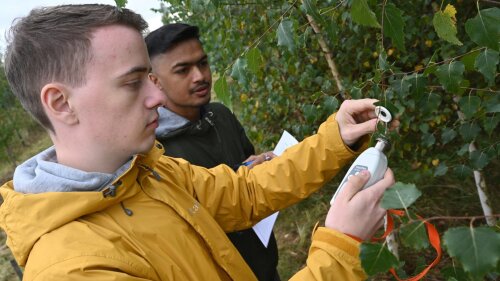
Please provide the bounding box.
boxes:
[40,83,78,125]
[148,73,163,90]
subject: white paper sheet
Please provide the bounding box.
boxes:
[252,130,299,247]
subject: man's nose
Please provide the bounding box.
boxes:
[146,79,167,107]
[192,66,205,82]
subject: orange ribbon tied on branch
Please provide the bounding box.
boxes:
[372,209,442,281]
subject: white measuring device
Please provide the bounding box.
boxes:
[330,106,392,205]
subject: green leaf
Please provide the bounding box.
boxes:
[418,92,442,116]
[404,73,427,99]
[474,49,499,86]
[381,182,421,209]
[487,104,500,113]
[302,104,317,123]
[323,96,339,114]
[360,243,399,276]
[459,123,481,142]
[441,266,470,281]
[277,19,296,52]
[441,128,457,145]
[390,78,411,98]
[419,123,429,134]
[400,221,429,250]
[245,48,263,75]
[433,10,462,45]
[351,0,380,28]
[458,96,481,119]
[457,143,469,156]
[114,0,128,8]
[213,76,231,109]
[444,226,500,277]
[483,115,500,135]
[486,93,500,113]
[453,164,472,179]
[350,87,363,99]
[460,49,481,71]
[422,133,436,147]
[465,8,500,51]
[383,3,406,51]
[423,63,438,76]
[435,162,448,176]
[301,0,323,25]
[435,61,465,93]
[470,150,489,170]
[230,58,247,85]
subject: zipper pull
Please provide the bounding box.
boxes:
[140,164,162,181]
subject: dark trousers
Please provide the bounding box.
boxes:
[227,228,280,281]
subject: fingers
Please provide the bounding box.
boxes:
[369,168,395,199]
[336,99,380,145]
[245,152,275,169]
[243,155,258,163]
[340,99,378,115]
[264,151,276,161]
[338,170,371,201]
[388,119,400,131]
[346,119,378,139]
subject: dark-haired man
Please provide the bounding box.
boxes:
[145,23,280,281]
[0,4,395,280]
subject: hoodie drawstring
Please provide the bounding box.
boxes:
[120,202,134,216]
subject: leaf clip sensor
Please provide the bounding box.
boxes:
[375,106,392,123]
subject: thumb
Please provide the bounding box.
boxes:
[342,119,377,145]
[339,170,371,201]
[353,119,378,136]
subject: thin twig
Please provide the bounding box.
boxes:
[304,13,346,98]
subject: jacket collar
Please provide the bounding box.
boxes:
[0,142,166,265]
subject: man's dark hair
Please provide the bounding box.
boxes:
[145,23,200,59]
[5,4,147,132]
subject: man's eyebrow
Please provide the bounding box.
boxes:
[172,55,208,69]
[116,66,150,79]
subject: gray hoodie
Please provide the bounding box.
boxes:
[13,146,131,194]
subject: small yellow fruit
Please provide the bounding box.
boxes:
[387,48,395,56]
[432,159,440,166]
[372,51,379,58]
[363,61,371,68]
[425,40,433,48]
[240,93,248,103]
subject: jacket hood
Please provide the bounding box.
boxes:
[0,145,163,265]
[156,105,215,140]
[12,146,131,194]
[155,106,191,138]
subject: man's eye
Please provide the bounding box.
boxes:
[126,80,142,89]
[174,68,188,74]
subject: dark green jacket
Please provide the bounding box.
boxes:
[156,103,280,281]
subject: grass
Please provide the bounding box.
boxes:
[0,127,50,281]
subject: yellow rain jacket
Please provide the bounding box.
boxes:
[0,114,368,280]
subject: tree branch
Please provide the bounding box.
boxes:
[304,14,347,100]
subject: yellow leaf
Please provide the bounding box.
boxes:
[240,93,248,103]
[443,4,457,23]
[432,159,440,166]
